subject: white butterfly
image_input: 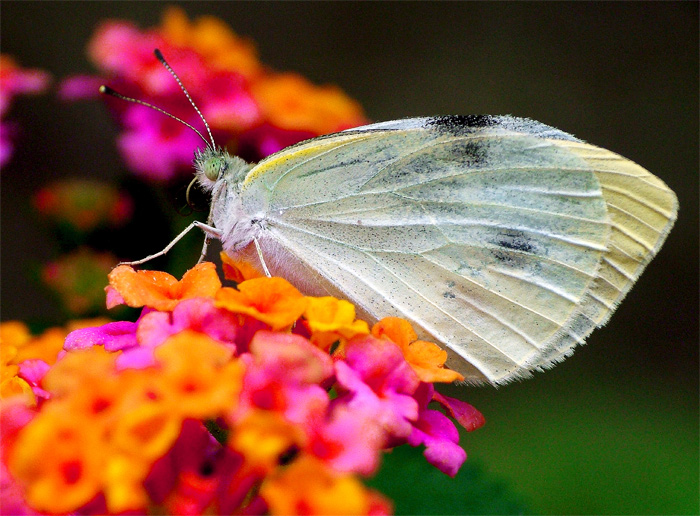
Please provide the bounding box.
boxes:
[109,52,678,385]
[181,114,675,385]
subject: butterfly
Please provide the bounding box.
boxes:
[106,51,678,385]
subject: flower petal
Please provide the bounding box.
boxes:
[107,263,221,311]
[372,318,463,383]
[433,390,486,432]
[220,251,263,282]
[215,277,307,331]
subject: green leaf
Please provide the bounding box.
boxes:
[367,445,528,515]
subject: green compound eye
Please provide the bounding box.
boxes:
[203,157,225,181]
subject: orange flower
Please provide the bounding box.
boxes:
[107,262,222,311]
[372,318,464,383]
[110,395,182,462]
[304,296,369,352]
[154,330,244,419]
[260,454,388,516]
[1,319,111,368]
[215,277,308,331]
[0,321,31,348]
[0,345,35,405]
[251,73,367,135]
[220,251,264,282]
[160,7,262,78]
[8,405,106,513]
[13,328,67,365]
[42,345,119,398]
[102,454,150,513]
[0,323,55,405]
[229,410,305,474]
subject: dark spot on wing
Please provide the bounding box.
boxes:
[457,140,489,167]
[497,231,534,253]
[425,115,582,143]
[426,115,498,129]
[427,115,498,131]
[443,291,456,299]
[490,229,536,266]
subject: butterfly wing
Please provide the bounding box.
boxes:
[239,116,677,384]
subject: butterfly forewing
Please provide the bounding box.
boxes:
[238,116,677,384]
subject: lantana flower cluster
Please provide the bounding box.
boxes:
[33,179,134,234]
[61,7,368,181]
[1,257,485,515]
[31,179,134,317]
[0,54,50,169]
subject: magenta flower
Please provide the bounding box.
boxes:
[308,403,386,475]
[64,297,241,370]
[236,331,334,426]
[334,335,421,441]
[433,389,486,432]
[117,104,208,181]
[145,419,264,515]
[16,360,51,402]
[137,298,239,349]
[407,382,466,476]
[64,320,138,351]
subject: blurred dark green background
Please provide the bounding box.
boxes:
[2,2,697,514]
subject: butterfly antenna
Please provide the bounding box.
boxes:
[99,85,210,147]
[154,48,216,149]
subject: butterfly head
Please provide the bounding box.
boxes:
[194,145,251,193]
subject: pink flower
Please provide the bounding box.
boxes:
[433,389,486,432]
[197,71,260,134]
[0,55,50,117]
[117,104,207,181]
[236,331,334,427]
[407,383,466,476]
[123,298,239,368]
[64,320,138,352]
[145,419,263,515]
[308,404,385,476]
[17,360,51,402]
[137,298,239,349]
[408,407,466,477]
[0,122,16,168]
[334,335,420,441]
[87,21,168,89]
[5,265,486,514]
[57,75,104,100]
[65,298,241,370]
[1,460,40,516]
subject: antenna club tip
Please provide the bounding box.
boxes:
[154,48,165,60]
[99,85,120,98]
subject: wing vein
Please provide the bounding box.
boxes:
[272,219,561,346]
[280,215,609,252]
[487,266,580,303]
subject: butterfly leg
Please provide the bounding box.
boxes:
[253,237,271,277]
[121,221,222,266]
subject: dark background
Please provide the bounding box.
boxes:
[1,2,698,514]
